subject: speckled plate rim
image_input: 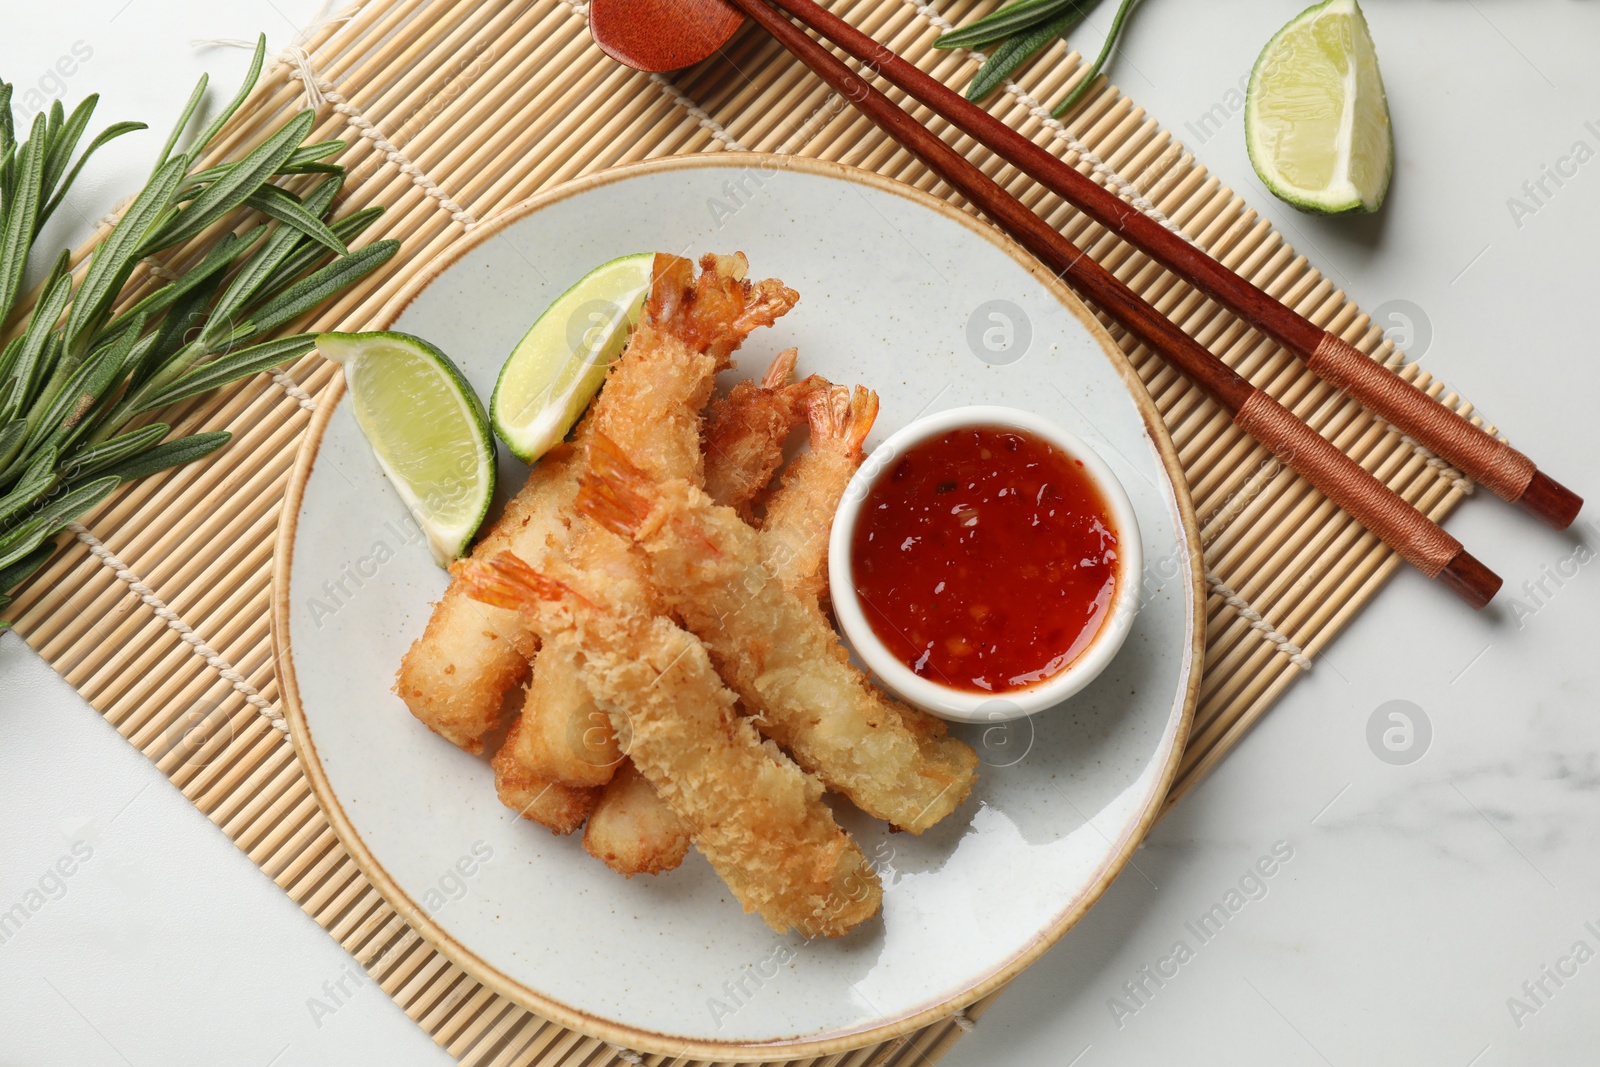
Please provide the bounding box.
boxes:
[270,153,1205,1062]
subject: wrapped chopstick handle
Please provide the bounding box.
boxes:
[1307,333,1582,527]
[1234,391,1500,607]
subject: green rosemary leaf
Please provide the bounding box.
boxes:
[189,34,266,161]
[128,273,224,392]
[240,239,399,339]
[184,139,346,189]
[24,313,145,458]
[966,3,1091,100]
[63,154,187,357]
[935,0,1076,50]
[2,273,73,422]
[0,81,14,159]
[0,446,58,526]
[95,431,229,483]
[154,73,209,175]
[22,334,64,425]
[245,184,348,255]
[0,338,19,387]
[0,542,54,598]
[60,422,168,480]
[0,475,119,571]
[201,179,343,352]
[0,419,25,479]
[0,83,16,205]
[45,100,64,145]
[119,225,261,323]
[38,246,72,301]
[40,120,146,226]
[260,206,385,302]
[120,333,157,377]
[143,109,313,254]
[0,114,48,326]
[134,335,316,414]
[1051,0,1139,117]
[40,94,98,213]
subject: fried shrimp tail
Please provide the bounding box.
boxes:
[576,437,978,833]
[647,253,800,363]
[456,554,882,936]
[455,552,579,612]
[703,349,824,517]
[761,384,880,606]
[579,434,658,537]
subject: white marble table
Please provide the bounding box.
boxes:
[3,1,1597,1063]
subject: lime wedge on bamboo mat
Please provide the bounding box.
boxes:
[490,252,653,462]
[318,331,495,564]
[1245,0,1393,215]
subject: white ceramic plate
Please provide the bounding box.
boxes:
[273,155,1203,1061]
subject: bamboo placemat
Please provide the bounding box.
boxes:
[5,0,1499,1062]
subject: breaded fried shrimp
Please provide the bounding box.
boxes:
[579,436,978,833]
[583,761,692,876]
[491,715,598,835]
[760,384,879,606]
[703,349,822,517]
[393,443,585,752]
[457,553,882,937]
[483,253,797,814]
[397,254,796,757]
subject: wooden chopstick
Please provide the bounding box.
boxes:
[761,0,1581,533]
[723,0,1502,608]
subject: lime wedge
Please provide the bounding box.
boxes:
[1245,0,1393,215]
[490,252,653,462]
[318,331,495,564]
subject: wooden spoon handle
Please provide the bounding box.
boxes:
[724,0,1502,608]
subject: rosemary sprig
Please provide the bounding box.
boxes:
[935,0,1141,117]
[0,35,401,613]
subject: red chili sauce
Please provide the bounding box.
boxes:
[849,426,1120,693]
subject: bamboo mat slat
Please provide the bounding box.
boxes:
[5,0,1504,1062]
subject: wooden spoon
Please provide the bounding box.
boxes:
[589,0,743,72]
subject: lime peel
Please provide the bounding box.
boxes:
[318,330,496,565]
[1245,0,1394,216]
[490,252,654,463]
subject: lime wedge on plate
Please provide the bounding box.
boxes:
[490,252,653,462]
[318,331,495,564]
[1245,0,1393,215]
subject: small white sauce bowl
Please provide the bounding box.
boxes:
[828,405,1143,723]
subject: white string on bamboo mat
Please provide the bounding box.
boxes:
[66,522,293,736]
[553,0,748,149]
[1205,571,1312,671]
[271,370,319,412]
[195,35,479,229]
[142,258,182,283]
[648,70,750,150]
[1379,418,1473,494]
